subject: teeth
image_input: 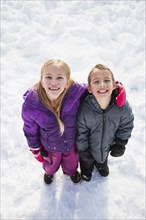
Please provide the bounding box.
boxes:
[98,90,107,93]
[49,88,59,91]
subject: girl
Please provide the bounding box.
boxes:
[22,60,126,184]
[76,64,134,182]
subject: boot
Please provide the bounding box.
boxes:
[98,166,109,177]
[70,171,81,183]
[81,174,92,182]
[95,160,109,177]
[44,173,53,184]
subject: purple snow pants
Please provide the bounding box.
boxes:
[42,147,79,176]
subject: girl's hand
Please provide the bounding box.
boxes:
[115,81,126,107]
[30,146,47,162]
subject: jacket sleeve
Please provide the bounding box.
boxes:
[115,100,134,141]
[21,103,41,149]
[76,106,90,151]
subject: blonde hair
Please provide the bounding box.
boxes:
[88,64,115,85]
[38,59,74,135]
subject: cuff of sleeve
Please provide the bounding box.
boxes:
[115,138,128,146]
[29,146,43,151]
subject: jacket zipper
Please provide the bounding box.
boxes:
[100,101,114,162]
[100,112,106,162]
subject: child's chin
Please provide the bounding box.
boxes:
[98,93,108,96]
[51,93,61,99]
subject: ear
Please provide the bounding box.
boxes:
[66,84,70,89]
[66,79,71,89]
[41,81,45,89]
[88,85,92,93]
[113,82,117,90]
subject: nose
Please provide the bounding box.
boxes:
[50,79,57,86]
[99,81,105,87]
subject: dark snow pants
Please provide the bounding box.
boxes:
[79,149,108,176]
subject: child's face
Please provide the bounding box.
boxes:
[41,65,68,101]
[88,68,116,100]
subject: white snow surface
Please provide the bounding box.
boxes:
[1,1,145,220]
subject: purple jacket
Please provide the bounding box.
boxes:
[22,83,87,153]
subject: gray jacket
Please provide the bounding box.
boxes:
[76,94,134,163]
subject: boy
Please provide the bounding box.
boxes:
[76,64,134,182]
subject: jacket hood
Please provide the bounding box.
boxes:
[84,91,116,113]
[23,82,88,110]
[23,84,41,108]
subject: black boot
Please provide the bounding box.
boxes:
[95,160,109,177]
[44,173,53,184]
[98,166,109,177]
[70,171,81,183]
[81,174,92,182]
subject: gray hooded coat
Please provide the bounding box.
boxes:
[76,94,134,163]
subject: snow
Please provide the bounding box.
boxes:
[1,1,145,220]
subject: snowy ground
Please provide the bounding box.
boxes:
[1,1,145,220]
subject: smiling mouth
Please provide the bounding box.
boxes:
[98,90,108,94]
[49,88,60,91]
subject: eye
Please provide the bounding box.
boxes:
[104,79,111,83]
[45,76,52,79]
[57,76,64,80]
[93,80,99,85]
